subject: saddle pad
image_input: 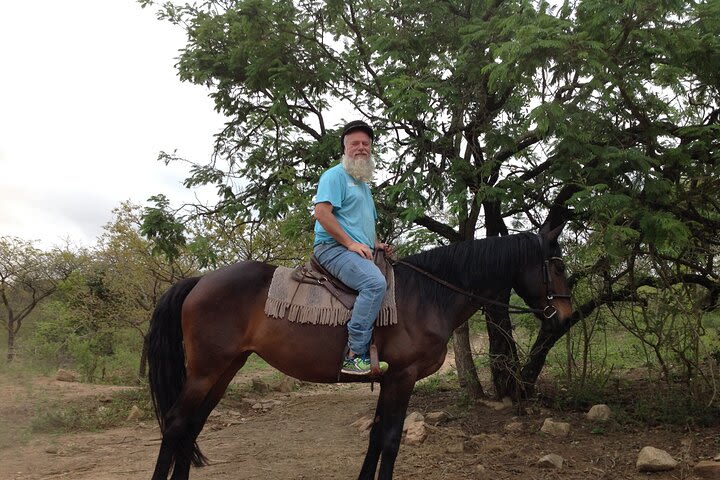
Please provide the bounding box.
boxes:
[264,265,397,327]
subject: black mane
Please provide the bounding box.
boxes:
[396,232,542,309]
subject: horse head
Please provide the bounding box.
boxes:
[514,223,573,333]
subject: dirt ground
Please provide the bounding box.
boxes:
[1,370,718,480]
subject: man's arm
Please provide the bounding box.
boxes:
[314,202,373,259]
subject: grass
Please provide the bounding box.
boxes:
[30,388,152,434]
[414,370,459,395]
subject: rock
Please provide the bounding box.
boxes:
[538,453,564,469]
[480,400,509,411]
[403,421,427,446]
[45,447,59,454]
[55,369,79,382]
[586,404,612,421]
[540,418,571,438]
[351,415,374,432]
[251,399,282,411]
[127,405,141,421]
[446,441,465,454]
[636,446,678,472]
[251,378,270,394]
[714,453,720,462]
[425,411,449,425]
[403,412,425,432]
[504,421,524,433]
[274,375,296,393]
[471,433,502,442]
[474,463,487,477]
[694,461,720,478]
[501,396,514,408]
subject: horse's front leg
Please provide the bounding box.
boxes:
[357,388,386,479]
[358,373,415,480]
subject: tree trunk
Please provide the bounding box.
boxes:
[520,323,574,398]
[6,321,16,363]
[138,334,149,378]
[452,322,484,399]
[486,297,522,399]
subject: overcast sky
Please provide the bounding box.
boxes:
[0,0,225,248]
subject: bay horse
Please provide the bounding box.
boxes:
[148,224,573,479]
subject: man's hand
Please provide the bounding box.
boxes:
[375,241,394,256]
[349,241,373,259]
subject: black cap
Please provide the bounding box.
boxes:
[340,120,374,151]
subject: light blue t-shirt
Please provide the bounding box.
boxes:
[313,163,377,248]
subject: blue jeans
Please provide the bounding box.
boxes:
[314,243,387,357]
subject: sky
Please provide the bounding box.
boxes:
[0,0,225,248]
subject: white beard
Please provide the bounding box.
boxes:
[342,154,375,183]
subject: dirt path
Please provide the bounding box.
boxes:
[1,374,718,479]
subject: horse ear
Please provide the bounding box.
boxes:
[540,222,566,242]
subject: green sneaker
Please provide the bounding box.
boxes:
[341,356,389,375]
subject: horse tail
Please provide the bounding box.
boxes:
[147,276,204,462]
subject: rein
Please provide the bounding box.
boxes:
[390,234,568,319]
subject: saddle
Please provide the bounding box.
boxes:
[291,250,393,310]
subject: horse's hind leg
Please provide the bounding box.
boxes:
[154,352,251,480]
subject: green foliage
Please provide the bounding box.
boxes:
[136,0,720,403]
[31,298,116,382]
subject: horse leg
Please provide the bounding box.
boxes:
[357,391,385,479]
[358,374,415,480]
[154,352,251,480]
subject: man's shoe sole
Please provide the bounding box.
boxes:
[341,368,372,375]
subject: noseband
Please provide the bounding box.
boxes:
[392,234,569,319]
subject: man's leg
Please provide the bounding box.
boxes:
[314,244,387,364]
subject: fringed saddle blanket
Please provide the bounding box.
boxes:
[264,263,397,327]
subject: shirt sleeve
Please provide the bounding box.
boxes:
[314,168,344,208]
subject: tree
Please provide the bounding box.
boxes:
[97,202,201,377]
[0,237,80,362]
[141,0,720,398]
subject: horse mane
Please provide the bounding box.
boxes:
[396,232,541,309]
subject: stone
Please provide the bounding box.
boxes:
[55,369,79,382]
[251,378,270,394]
[127,405,141,421]
[403,421,427,446]
[586,404,612,421]
[425,411,449,425]
[403,412,425,432]
[538,453,564,469]
[504,421,524,433]
[45,447,58,454]
[636,446,678,472]
[540,418,571,437]
[351,415,374,432]
[714,453,720,462]
[274,375,296,393]
[446,441,465,454]
[501,396,514,408]
[480,400,509,411]
[694,461,720,478]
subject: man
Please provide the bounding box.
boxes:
[313,120,391,375]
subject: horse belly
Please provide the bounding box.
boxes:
[250,313,350,383]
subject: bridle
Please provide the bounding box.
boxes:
[390,234,570,319]
[538,235,572,319]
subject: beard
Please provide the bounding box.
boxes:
[342,154,375,183]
